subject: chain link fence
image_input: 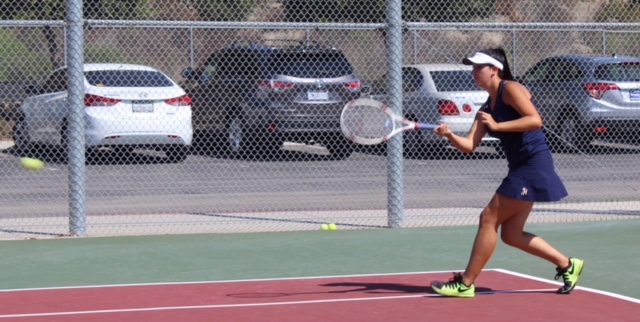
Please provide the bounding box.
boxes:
[1,0,639,238]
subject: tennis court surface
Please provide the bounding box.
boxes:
[1,270,639,321]
[1,220,639,321]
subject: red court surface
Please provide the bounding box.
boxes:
[1,269,638,321]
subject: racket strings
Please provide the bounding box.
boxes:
[342,104,395,140]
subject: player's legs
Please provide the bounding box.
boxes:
[459,193,532,286]
[500,204,584,294]
[431,193,528,297]
[432,193,584,297]
[500,205,569,268]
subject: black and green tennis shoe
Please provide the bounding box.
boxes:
[555,257,584,294]
[431,272,475,298]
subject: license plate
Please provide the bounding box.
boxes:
[132,104,154,113]
[307,91,328,101]
[630,90,640,101]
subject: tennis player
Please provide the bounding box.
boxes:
[431,47,584,298]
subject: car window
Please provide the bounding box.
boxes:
[523,60,555,82]
[200,55,219,83]
[430,70,480,92]
[269,51,353,78]
[42,69,68,93]
[594,62,640,81]
[217,49,257,79]
[551,59,584,82]
[402,67,423,93]
[85,70,174,87]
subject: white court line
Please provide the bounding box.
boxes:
[1,269,638,318]
[0,289,558,319]
[0,270,457,293]
[495,268,640,304]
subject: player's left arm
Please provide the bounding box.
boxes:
[481,81,542,133]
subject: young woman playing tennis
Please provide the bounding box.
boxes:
[430,47,584,298]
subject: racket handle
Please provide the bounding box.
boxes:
[416,123,437,131]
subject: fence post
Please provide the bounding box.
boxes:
[66,0,87,237]
[386,0,405,228]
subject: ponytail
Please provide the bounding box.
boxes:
[482,47,515,81]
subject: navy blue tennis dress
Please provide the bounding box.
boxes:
[484,80,568,202]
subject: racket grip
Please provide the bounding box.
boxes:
[416,123,437,131]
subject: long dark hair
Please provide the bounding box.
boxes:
[481,47,515,81]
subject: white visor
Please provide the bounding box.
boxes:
[462,52,504,70]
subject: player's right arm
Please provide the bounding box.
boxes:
[435,115,486,154]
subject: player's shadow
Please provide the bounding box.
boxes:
[227,282,431,299]
[320,282,430,294]
[320,282,493,295]
[227,282,502,299]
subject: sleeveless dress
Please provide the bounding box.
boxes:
[484,80,568,202]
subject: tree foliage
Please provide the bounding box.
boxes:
[281,0,496,23]
[188,0,257,21]
[0,0,143,20]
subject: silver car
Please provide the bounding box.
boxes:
[519,54,640,152]
[368,64,496,155]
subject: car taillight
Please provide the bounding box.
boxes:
[344,80,362,91]
[462,103,473,113]
[84,94,121,107]
[438,100,459,116]
[584,83,620,100]
[165,94,192,106]
[258,80,294,91]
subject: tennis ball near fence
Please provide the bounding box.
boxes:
[20,157,45,171]
[328,223,337,230]
[321,223,329,230]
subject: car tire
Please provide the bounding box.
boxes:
[325,133,355,160]
[225,113,246,157]
[60,121,69,152]
[164,145,188,163]
[403,130,425,158]
[554,110,593,153]
[12,119,31,151]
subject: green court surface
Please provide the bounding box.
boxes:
[1,219,638,300]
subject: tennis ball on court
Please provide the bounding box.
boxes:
[328,223,337,230]
[20,157,45,171]
[321,224,329,230]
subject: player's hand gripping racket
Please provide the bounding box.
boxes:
[340,98,438,145]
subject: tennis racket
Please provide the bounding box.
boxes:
[340,98,438,145]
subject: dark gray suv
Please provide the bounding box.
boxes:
[519,53,640,152]
[182,41,362,158]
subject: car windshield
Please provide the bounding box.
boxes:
[594,63,640,82]
[269,52,353,78]
[85,70,174,87]
[430,70,481,92]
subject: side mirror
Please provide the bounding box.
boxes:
[361,84,371,95]
[24,84,42,96]
[181,67,196,80]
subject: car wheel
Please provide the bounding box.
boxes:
[325,133,355,160]
[12,119,31,151]
[555,110,592,153]
[60,121,69,152]
[403,130,425,158]
[164,145,188,163]
[226,113,248,157]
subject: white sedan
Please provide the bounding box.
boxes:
[367,64,498,155]
[13,63,193,162]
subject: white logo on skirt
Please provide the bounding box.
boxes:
[521,187,528,196]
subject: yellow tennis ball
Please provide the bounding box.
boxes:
[328,223,337,230]
[321,224,329,230]
[20,157,45,171]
